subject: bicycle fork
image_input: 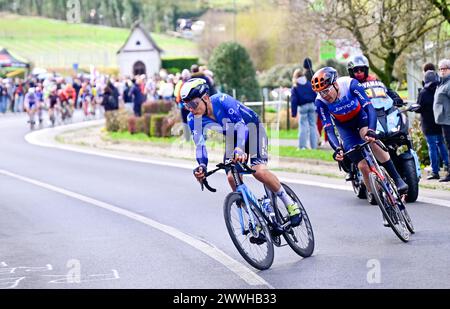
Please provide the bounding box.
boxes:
[236,187,260,237]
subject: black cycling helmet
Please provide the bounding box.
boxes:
[180,78,210,108]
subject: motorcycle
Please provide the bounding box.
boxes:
[340,101,421,203]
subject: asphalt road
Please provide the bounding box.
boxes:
[1,112,450,289]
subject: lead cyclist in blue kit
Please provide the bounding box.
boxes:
[181,78,302,227]
[311,67,409,201]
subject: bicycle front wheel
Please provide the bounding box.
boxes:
[223,192,274,270]
[277,184,315,258]
[382,167,415,234]
[368,173,410,242]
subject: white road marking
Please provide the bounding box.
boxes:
[278,176,353,192]
[44,269,120,284]
[0,277,25,289]
[417,196,450,208]
[0,169,273,289]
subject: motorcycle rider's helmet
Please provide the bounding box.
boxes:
[347,55,369,81]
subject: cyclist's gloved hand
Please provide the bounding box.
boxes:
[193,164,207,182]
[233,147,248,163]
[333,147,344,161]
[365,129,378,142]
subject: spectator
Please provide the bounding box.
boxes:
[160,75,175,101]
[14,79,25,113]
[129,78,146,117]
[302,57,327,145]
[434,58,450,182]
[415,70,448,180]
[73,78,82,109]
[191,64,217,95]
[102,85,119,112]
[423,62,436,73]
[303,58,314,81]
[6,79,14,112]
[108,80,120,105]
[0,79,7,113]
[123,79,133,112]
[145,76,157,101]
[290,68,318,149]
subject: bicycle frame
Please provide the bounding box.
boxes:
[229,165,263,236]
[359,142,397,205]
[202,161,283,237]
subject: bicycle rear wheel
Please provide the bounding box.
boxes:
[223,192,274,270]
[277,184,315,257]
[368,173,410,242]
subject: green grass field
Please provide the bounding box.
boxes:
[267,128,298,140]
[275,146,334,162]
[107,131,178,144]
[0,14,198,69]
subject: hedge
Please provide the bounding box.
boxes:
[161,57,199,73]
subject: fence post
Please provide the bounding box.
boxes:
[262,96,266,123]
[286,95,290,131]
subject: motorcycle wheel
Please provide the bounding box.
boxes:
[401,159,419,203]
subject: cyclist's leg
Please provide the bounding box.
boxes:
[250,124,301,223]
[357,159,372,192]
[246,123,283,194]
[29,105,36,124]
[226,171,238,192]
[360,127,407,192]
[38,103,43,123]
[337,120,368,184]
[252,163,281,193]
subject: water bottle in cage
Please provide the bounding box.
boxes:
[261,197,275,222]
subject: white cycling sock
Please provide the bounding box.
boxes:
[276,187,294,207]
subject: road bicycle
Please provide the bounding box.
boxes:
[26,103,44,130]
[201,161,315,270]
[344,140,415,242]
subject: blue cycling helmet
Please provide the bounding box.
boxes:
[180,78,209,106]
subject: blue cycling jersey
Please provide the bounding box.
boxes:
[188,93,260,166]
[315,77,377,150]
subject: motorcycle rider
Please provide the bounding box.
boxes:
[346,55,408,189]
[347,55,404,106]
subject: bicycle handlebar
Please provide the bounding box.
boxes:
[344,139,388,157]
[200,161,256,193]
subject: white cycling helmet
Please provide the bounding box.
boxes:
[347,55,369,78]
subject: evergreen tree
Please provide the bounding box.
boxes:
[209,42,260,101]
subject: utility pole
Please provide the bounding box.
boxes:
[233,0,237,42]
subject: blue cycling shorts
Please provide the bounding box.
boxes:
[224,123,268,173]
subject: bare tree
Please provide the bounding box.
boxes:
[316,0,445,85]
[428,0,450,23]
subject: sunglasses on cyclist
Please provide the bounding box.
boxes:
[319,85,334,97]
[184,98,201,110]
[353,67,365,73]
